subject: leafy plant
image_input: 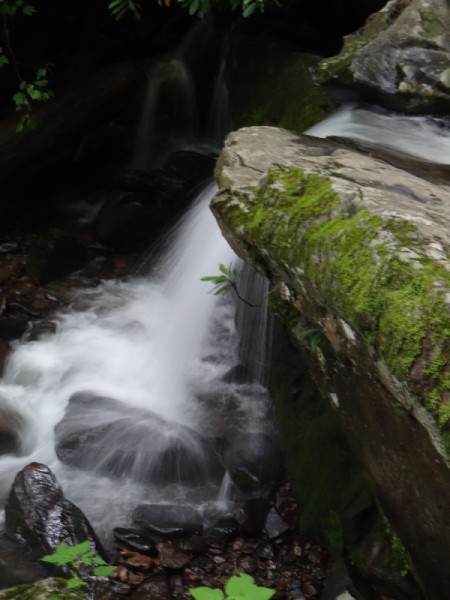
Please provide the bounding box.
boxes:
[108,0,141,20]
[191,573,275,600]
[41,540,115,600]
[302,327,322,353]
[201,263,258,307]
[13,65,54,131]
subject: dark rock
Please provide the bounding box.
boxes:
[0,318,28,341]
[0,408,25,456]
[113,527,158,556]
[4,462,107,599]
[113,168,186,201]
[55,393,224,486]
[4,463,104,562]
[265,508,290,540]
[133,504,203,538]
[156,540,191,569]
[222,432,284,492]
[0,536,47,589]
[221,364,252,384]
[237,555,258,574]
[129,574,171,600]
[26,236,90,285]
[93,190,169,247]
[165,150,216,188]
[240,498,271,536]
[204,517,239,547]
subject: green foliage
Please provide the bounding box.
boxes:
[0,0,36,18]
[108,0,141,20]
[302,327,322,353]
[13,65,54,131]
[191,574,275,600]
[201,262,241,296]
[41,540,115,600]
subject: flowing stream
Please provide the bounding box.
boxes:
[0,25,276,545]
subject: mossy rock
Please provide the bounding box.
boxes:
[230,36,335,133]
[213,126,450,599]
[0,578,84,600]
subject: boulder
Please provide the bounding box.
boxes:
[212,126,450,599]
[318,0,450,114]
[0,577,85,599]
[55,393,224,485]
[4,463,103,560]
[132,504,203,538]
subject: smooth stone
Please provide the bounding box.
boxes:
[133,504,203,539]
[113,527,158,556]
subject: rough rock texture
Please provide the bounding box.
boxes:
[0,578,84,600]
[212,126,450,599]
[318,0,450,113]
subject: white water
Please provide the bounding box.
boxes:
[0,182,274,541]
[308,103,450,163]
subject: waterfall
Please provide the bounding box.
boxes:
[307,102,450,163]
[132,59,198,169]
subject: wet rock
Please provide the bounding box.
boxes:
[0,577,85,599]
[113,168,186,201]
[132,504,203,538]
[157,541,191,569]
[0,408,25,456]
[241,498,271,536]
[129,574,171,600]
[0,537,47,589]
[165,150,216,188]
[237,555,258,574]
[223,432,284,493]
[0,317,28,341]
[113,528,158,556]
[4,463,104,565]
[93,190,170,247]
[265,508,290,540]
[26,236,90,285]
[221,364,252,384]
[55,393,224,486]
[204,517,239,547]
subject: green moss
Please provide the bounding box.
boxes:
[230,41,335,132]
[0,578,84,600]
[420,10,445,37]
[227,165,450,428]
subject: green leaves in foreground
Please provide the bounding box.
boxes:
[191,574,275,600]
[41,540,115,599]
[201,262,241,296]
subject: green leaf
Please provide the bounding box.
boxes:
[12,91,28,108]
[22,4,36,15]
[93,565,115,576]
[190,587,224,600]
[0,54,9,68]
[66,577,84,589]
[36,67,47,79]
[219,263,229,275]
[71,540,91,556]
[242,2,258,17]
[213,284,231,295]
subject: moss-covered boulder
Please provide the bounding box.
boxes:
[212,126,450,599]
[318,0,450,113]
[0,578,84,600]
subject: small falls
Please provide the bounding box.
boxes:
[0,23,276,544]
[307,102,450,163]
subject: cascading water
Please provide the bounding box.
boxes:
[307,102,450,163]
[0,23,276,545]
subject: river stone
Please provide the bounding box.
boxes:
[55,393,224,485]
[203,517,239,548]
[0,408,25,456]
[4,463,103,565]
[212,125,450,599]
[113,527,158,556]
[156,540,191,569]
[129,574,171,600]
[222,432,284,493]
[132,504,203,538]
[0,577,85,599]
[319,0,450,114]
[264,508,290,540]
[0,537,47,589]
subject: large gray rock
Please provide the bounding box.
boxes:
[212,126,450,599]
[319,0,450,113]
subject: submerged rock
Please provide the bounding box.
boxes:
[55,393,224,485]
